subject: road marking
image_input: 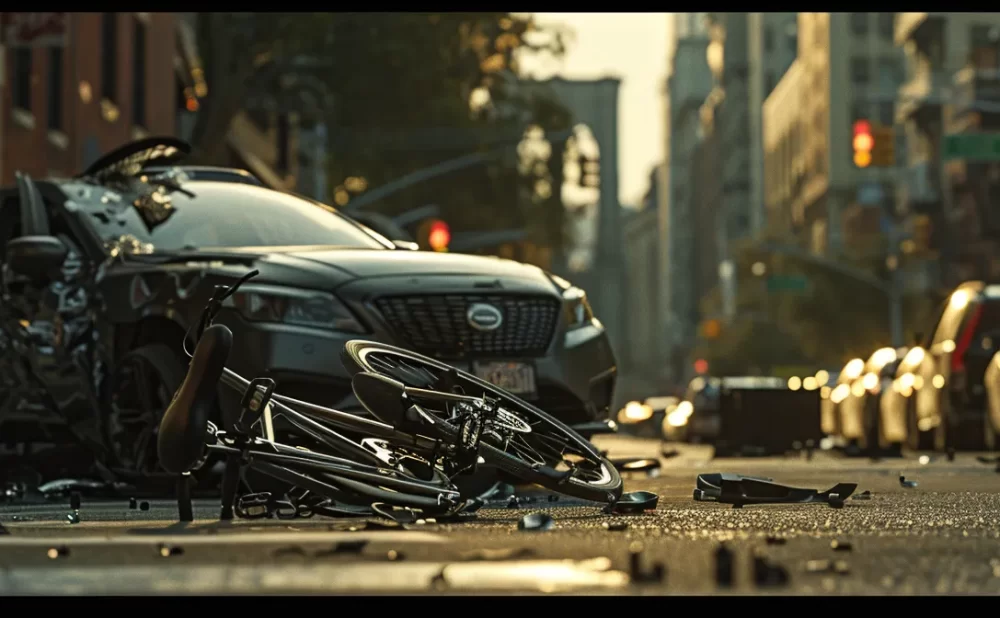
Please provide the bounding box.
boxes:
[0,559,628,594]
[0,530,446,546]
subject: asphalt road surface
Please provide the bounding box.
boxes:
[4,436,1000,594]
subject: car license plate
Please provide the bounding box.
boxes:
[472,361,537,397]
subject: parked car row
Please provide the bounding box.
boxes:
[827,280,1000,453]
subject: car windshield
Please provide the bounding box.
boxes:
[89,181,388,251]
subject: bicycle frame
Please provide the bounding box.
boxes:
[217,367,449,473]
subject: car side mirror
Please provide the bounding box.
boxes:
[392,240,420,251]
[6,236,68,283]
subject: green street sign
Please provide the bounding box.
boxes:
[767,275,809,293]
[942,133,1000,161]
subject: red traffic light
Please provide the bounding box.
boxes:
[853,119,871,137]
[428,220,450,252]
[694,358,709,374]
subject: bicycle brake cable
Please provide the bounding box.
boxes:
[182,269,259,357]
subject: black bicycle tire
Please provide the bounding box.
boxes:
[341,340,623,503]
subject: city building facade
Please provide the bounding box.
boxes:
[896,12,1000,288]
[763,13,904,258]
[2,12,177,183]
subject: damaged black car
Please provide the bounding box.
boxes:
[0,138,618,484]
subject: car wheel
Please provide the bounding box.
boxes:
[103,344,189,482]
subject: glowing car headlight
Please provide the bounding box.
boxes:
[225,284,365,333]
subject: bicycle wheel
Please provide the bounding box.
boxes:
[342,340,623,503]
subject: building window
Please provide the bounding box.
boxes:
[12,49,33,112]
[850,13,868,36]
[877,13,895,40]
[851,102,868,124]
[276,113,291,172]
[851,58,870,85]
[878,102,895,127]
[47,47,64,131]
[764,26,774,52]
[101,13,118,102]
[132,17,147,127]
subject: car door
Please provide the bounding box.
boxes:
[3,173,107,454]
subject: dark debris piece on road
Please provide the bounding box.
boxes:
[693,473,857,508]
[610,458,661,474]
[852,490,873,500]
[628,541,666,584]
[899,475,918,488]
[606,491,659,515]
[753,553,789,587]
[518,513,555,532]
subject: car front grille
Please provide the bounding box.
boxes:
[373,294,561,358]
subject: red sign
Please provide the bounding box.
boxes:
[1,12,68,48]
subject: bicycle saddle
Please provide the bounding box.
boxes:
[157,324,233,474]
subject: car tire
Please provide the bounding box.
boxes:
[102,343,194,485]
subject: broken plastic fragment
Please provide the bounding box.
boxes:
[611,491,659,514]
[899,475,918,488]
[693,472,857,508]
[518,513,555,532]
[853,490,873,500]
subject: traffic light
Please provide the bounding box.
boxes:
[426,219,450,252]
[853,120,873,168]
[871,125,896,167]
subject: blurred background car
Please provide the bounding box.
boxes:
[882,343,941,452]
[836,347,904,455]
[984,350,1000,451]
[684,376,722,443]
[909,282,1000,451]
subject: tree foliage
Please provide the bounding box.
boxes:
[697,238,944,371]
[189,12,575,251]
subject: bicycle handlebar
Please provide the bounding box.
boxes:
[158,323,234,474]
[183,269,259,358]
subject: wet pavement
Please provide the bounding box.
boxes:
[4,437,1000,594]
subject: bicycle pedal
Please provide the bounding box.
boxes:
[235,492,273,519]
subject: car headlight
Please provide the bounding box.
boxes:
[562,285,594,329]
[224,284,365,333]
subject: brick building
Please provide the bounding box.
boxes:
[1,12,177,184]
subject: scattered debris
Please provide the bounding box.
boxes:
[315,540,368,557]
[628,541,665,584]
[661,448,680,459]
[715,543,734,588]
[753,553,789,587]
[604,521,629,531]
[946,447,956,462]
[830,540,852,552]
[157,544,184,557]
[611,458,661,474]
[609,491,659,514]
[765,536,787,545]
[694,473,857,508]
[386,549,404,561]
[139,501,150,511]
[128,497,137,509]
[853,490,873,500]
[518,513,555,532]
[69,491,81,511]
[547,495,560,503]
[3,482,26,502]
[507,496,521,509]
[66,512,80,524]
[899,475,918,488]
[370,503,419,524]
[46,546,70,559]
[37,478,131,499]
